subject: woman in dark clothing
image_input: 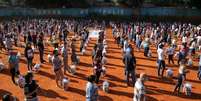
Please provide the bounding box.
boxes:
[173,73,185,95]
[37,34,45,63]
[32,32,37,48]
[27,32,33,44]
[24,42,34,71]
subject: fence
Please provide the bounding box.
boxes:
[0,7,200,18]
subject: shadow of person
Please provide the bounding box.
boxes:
[0,89,12,99]
[109,89,133,98]
[38,88,67,100]
[146,95,159,101]
[0,89,19,101]
[68,87,85,96]
[36,70,55,80]
[99,95,113,101]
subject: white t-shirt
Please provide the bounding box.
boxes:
[190,41,196,49]
[182,36,187,43]
[134,79,145,95]
[157,48,164,60]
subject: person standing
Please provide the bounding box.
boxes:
[63,29,68,42]
[24,72,39,101]
[173,73,185,95]
[133,73,146,101]
[37,33,45,63]
[93,58,103,84]
[166,45,175,64]
[157,44,166,77]
[62,42,70,74]
[123,47,136,86]
[142,38,150,57]
[86,75,98,101]
[24,42,34,71]
[8,51,20,85]
[27,32,33,44]
[52,50,63,87]
[32,32,37,48]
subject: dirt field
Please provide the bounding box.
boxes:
[0,28,201,101]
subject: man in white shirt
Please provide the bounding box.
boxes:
[157,44,166,77]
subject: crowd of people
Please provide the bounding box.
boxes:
[0,19,200,101]
[112,22,201,100]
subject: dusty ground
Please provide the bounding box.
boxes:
[0,28,201,101]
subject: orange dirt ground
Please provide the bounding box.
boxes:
[0,28,201,101]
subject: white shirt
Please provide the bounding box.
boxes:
[182,36,187,43]
[157,48,164,60]
[134,79,145,95]
[166,47,174,55]
[86,82,93,98]
[190,41,196,49]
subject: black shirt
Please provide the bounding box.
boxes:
[24,80,38,99]
[177,74,184,84]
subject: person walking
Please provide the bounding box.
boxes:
[142,38,150,57]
